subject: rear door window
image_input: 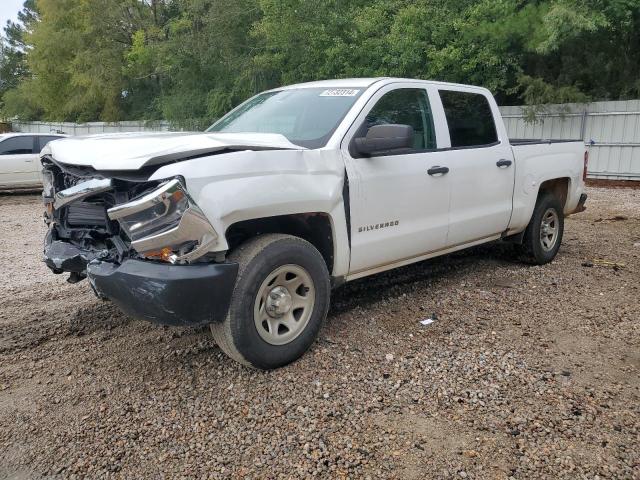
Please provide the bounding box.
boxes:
[37,136,64,150]
[439,90,498,148]
[0,136,35,155]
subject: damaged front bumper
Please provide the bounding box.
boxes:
[44,238,100,274]
[43,229,238,326]
[43,229,112,282]
[41,157,237,326]
[87,259,238,326]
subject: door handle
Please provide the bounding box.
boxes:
[496,159,512,168]
[427,166,449,176]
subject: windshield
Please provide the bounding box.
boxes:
[206,87,364,148]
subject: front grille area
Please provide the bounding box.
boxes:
[42,156,148,265]
[41,155,167,275]
[66,202,108,227]
[42,155,160,232]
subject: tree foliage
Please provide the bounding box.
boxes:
[0,0,37,115]
[0,0,638,125]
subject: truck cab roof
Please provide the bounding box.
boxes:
[276,77,492,94]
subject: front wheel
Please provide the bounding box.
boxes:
[210,234,330,369]
[519,192,564,264]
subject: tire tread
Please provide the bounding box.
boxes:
[520,191,564,265]
[210,234,328,368]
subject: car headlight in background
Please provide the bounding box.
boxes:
[107,178,218,264]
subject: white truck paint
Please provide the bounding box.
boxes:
[42,78,588,368]
[47,78,585,278]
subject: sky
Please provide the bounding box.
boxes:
[0,0,25,34]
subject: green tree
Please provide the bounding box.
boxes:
[0,0,39,118]
[132,0,263,129]
[2,0,161,121]
[253,0,640,106]
[2,0,639,124]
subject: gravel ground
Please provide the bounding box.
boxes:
[0,186,638,479]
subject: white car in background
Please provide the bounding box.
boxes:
[0,133,67,189]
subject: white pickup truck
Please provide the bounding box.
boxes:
[41,78,588,368]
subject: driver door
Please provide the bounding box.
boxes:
[342,84,451,276]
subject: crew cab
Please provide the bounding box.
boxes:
[0,133,67,189]
[41,78,588,369]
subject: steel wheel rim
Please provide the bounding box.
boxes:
[540,208,559,251]
[253,264,315,346]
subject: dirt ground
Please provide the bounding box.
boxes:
[0,187,638,479]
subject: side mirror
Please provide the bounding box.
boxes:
[353,124,414,157]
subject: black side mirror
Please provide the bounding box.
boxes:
[353,124,414,157]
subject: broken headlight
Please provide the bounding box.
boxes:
[107,178,218,264]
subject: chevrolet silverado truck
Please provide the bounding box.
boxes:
[41,78,588,369]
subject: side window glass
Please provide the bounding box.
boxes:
[364,88,436,150]
[439,90,498,147]
[38,136,63,150]
[0,136,35,155]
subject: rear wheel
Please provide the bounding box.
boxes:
[519,192,564,264]
[211,234,330,369]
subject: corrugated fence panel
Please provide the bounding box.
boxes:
[499,100,640,180]
[11,120,172,135]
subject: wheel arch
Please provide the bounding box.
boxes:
[518,187,565,264]
[537,177,571,212]
[507,175,572,236]
[225,213,337,276]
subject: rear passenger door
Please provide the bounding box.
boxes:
[0,135,38,187]
[437,88,515,246]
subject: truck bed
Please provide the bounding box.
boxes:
[507,139,586,233]
[509,138,584,146]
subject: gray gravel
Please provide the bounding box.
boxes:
[0,186,638,479]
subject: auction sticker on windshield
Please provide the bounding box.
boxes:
[320,89,360,97]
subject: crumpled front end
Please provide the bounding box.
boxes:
[42,159,143,282]
[41,156,238,325]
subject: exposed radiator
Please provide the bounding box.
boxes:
[66,202,108,227]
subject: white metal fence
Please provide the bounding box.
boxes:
[11,100,640,180]
[10,120,171,135]
[500,100,640,181]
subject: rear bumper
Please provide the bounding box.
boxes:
[87,259,238,326]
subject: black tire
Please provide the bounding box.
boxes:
[210,234,330,369]
[519,191,564,264]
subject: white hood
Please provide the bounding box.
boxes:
[43,131,304,171]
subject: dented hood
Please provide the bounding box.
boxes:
[44,131,304,171]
